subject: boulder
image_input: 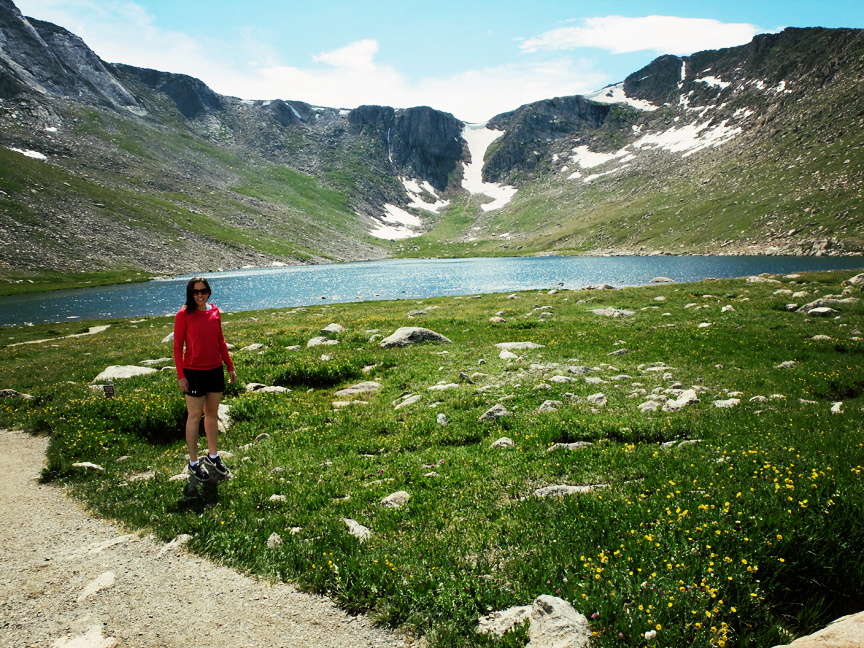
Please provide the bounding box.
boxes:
[379,327,452,348]
[478,605,532,636]
[805,307,838,317]
[139,357,171,365]
[770,610,864,648]
[584,283,615,290]
[380,491,410,508]
[527,595,591,648]
[650,277,674,283]
[321,323,345,334]
[92,365,156,381]
[161,332,174,343]
[307,336,339,347]
[499,349,519,360]
[842,273,864,287]
[495,342,545,350]
[259,386,291,394]
[335,381,381,396]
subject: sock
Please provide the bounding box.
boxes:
[190,460,199,466]
[209,454,219,460]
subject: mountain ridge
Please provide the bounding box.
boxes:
[0,0,862,285]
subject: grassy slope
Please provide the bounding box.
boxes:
[1,271,863,647]
[0,106,374,286]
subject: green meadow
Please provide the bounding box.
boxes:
[1,270,863,647]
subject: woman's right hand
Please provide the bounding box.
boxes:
[178,378,189,392]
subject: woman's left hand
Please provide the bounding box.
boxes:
[228,370,237,384]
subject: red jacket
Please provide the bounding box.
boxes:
[173,304,234,380]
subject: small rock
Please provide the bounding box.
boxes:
[584,377,606,385]
[607,349,629,356]
[499,349,518,360]
[831,402,843,414]
[115,455,131,463]
[586,393,607,407]
[481,404,510,422]
[267,533,282,548]
[812,335,833,341]
[307,336,339,347]
[394,395,421,410]
[777,361,798,369]
[428,383,460,391]
[547,442,593,451]
[334,381,381,396]
[638,401,660,412]
[491,436,515,448]
[713,398,740,409]
[590,307,634,318]
[538,400,564,413]
[549,375,574,384]
[650,277,674,283]
[380,491,410,508]
[240,343,265,352]
[72,462,104,472]
[92,365,156,381]
[750,395,768,402]
[168,473,190,482]
[489,316,506,323]
[437,413,448,426]
[321,323,345,334]
[269,494,287,502]
[255,433,271,442]
[534,484,605,497]
[721,305,735,312]
[343,518,370,542]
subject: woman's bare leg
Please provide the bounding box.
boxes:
[185,394,206,461]
[202,391,223,457]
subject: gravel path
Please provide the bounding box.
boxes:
[0,429,413,648]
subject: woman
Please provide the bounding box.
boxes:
[173,277,237,482]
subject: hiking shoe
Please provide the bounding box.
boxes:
[202,454,230,476]
[187,461,211,482]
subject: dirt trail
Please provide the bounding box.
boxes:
[0,429,409,648]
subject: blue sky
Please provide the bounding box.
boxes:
[15,0,864,122]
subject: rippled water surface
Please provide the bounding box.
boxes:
[1,256,861,327]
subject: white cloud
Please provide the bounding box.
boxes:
[313,39,378,72]
[14,0,609,121]
[521,15,760,56]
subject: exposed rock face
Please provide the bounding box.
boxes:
[770,610,864,648]
[115,64,222,118]
[0,0,138,106]
[348,104,464,191]
[485,96,616,184]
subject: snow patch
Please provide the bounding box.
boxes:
[775,80,792,94]
[367,204,425,240]
[582,164,631,184]
[44,126,57,133]
[567,170,582,180]
[584,83,658,112]
[400,177,449,213]
[8,147,46,160]
[570,145,630,169]
[632,119,741,157]
[461,123,517,212]
[339,109,351,116]
[696,76,730,89]
[733,108,753,119]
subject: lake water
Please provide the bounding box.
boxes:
[1,256,862,327]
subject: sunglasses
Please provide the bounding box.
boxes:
[192,288,211,295]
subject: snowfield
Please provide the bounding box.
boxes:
[461,124,518,212]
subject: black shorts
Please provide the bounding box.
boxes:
[183,366,225,397]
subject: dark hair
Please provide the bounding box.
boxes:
[184,276,211,312]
